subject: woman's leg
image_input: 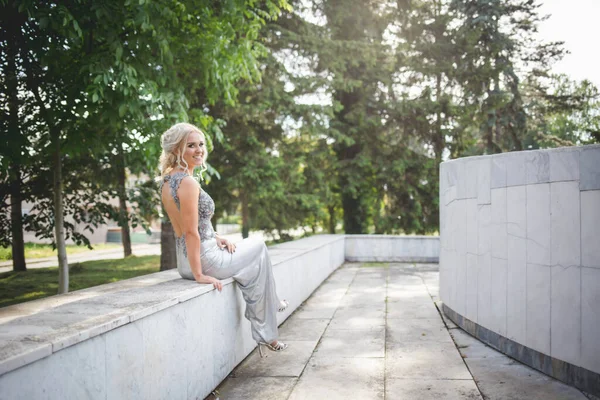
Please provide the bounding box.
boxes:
[202,238,280,344]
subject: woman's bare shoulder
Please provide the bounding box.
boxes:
[178,175,200,196]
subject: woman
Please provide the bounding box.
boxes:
[158,122,288,356]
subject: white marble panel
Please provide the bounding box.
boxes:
[477,158,491,204]
[439,251,450,304]
[442,162,458,205]
[466,198,478,255]
[444,251,457,309]
[526,263,551,355]
[582,267,600,373]
[550,147,580,182]
[477,204,491,256]
[581,190,600,268]
[506,152,527,186]
[443,185,457,207]
[491,154,507,188]
[465,253,478,323]
[455,199,468,255]
[507,236,527,345]
[141,305,188,400]
[527,184,551,265]
[490,257,507,336]
[181,294,219,399]
[465,160,478,199]
[526,150,550,184]
[444,201,458,252]
[477,253,492,329]
[491,188,507,260]
[580,146,600,190]
[551,265,581,366]
[551,181,581,267]
[0,335,106,400]
[456,160,468,199]
[105,321,145,400]
[455,254,467,316]
[507,186,526,238]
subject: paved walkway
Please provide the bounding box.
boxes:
[211,263,589,400]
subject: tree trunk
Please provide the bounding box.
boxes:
[9,171,26,272]
[241,191,249,239]
[328,205,336,234]
[160,219,176,271]
[116,144,132,257]
[21,25,68,291]
[6,28,26,272]
[52,129,69,294]
[341,190,364,234]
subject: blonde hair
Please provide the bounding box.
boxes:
[159,122,207,177]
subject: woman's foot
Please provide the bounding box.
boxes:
[278,299,289,313]
[258,340,288,357]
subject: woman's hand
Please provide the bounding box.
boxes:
[196,275,223,292]
[216,236,236,253]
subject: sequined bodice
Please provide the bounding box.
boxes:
[160,171,217,245]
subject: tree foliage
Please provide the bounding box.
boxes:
[1,0,598,292]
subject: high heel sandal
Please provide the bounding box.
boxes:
[278,299,289,313]
[258,341,288,358]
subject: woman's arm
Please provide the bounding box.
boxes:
[178,177,222,291]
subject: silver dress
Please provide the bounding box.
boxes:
[161,171,280,343]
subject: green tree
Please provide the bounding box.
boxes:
[450,0,564,154]
[523,74,600,148]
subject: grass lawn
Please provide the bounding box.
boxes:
[0,255,160,308]
[0,243,122,261]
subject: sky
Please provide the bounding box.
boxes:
[537,0,600,87]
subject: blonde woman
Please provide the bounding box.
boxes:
[159,122,288,355]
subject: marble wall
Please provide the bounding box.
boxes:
[439,145,600,375]
[345,235,439,263]
[0,236,346,400]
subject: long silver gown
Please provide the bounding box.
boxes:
[161,171,280,344]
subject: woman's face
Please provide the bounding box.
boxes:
[181,131,206,169]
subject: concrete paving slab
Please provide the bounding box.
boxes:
[300,293,344,310]
[449,329,504,359]
[387,301,441,319]
[466,358,587,399]
[314,327,385,358]
[233,340,317,378]
[452,327,588,399]
[339,292,386,308]
[387,318,453,343]
[277,317,329,342]
[288,357,384,400]
[292,304,338,320]
[386,341,472,380]
[214,377,297,400]
[345,286,387,298]
[386,378,482,400]
[475,379,587,400]
[328,306,386,329]
[387,273,424,283]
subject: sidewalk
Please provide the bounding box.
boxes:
[0,231,264,274]
[211,263,588,400]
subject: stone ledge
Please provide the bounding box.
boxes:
[345,235,440,263]
[0,235,345,379]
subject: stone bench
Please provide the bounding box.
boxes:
[0,234,439,399]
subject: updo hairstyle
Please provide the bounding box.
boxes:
[158,122,206,177]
